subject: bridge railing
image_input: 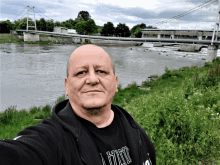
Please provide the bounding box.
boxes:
[15,29,220,45]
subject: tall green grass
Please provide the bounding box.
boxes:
[0,95,66,139]
[112,58,220,164]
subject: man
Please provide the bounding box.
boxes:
[0,44,156,165]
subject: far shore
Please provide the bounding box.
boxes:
[0,33,143,46]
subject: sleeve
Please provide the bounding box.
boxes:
[0,119,62,165]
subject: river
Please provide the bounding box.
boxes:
[1,42,219,112]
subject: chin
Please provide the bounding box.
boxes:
[82,99,106,110]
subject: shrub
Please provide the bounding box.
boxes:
[42,105,51,114]
[123,88,220,164]
[56,94,66,104]
[0,106,17,125]
[29,107,41,115]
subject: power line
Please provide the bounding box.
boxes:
[154,0,217,26]
[15,7,34,21]
[34,7,53,21]
[34,9,45,19]
[153,0,218,27]
[12,6,28,22]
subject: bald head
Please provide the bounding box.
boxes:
[66,44,115,77]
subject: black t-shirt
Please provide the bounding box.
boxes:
[75,108,133,165]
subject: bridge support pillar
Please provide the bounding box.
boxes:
[158,34,161,39]
[206,45,219,62]
[170,34,174,39]
[72,37,81,44]
[23,32,39,42]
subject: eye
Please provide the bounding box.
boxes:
[97,70,106,74]
[77,71,86,75]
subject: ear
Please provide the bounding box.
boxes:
[115,75,118,93]
[64,77,69,96]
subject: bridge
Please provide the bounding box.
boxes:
[14,0,220,62]
[15,29,220,45]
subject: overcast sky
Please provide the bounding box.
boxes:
[1,0,219,30]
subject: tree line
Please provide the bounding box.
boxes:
[0,11,157,38]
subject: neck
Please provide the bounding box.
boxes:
[70,103,114,128]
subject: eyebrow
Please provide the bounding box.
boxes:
[76,65,108,70]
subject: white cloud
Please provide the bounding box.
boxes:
[78,4,89,8]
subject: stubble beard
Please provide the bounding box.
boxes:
[84,106,104,116]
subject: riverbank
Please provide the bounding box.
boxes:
[1,58,220,164]
[0,33,142,46]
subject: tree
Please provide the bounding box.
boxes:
[85,19,98,34]
[100,22,115,36]
[76,11,91,21]
[114,23,130,37]
[134,27,142,38]
[146,25,157,29]
[54,21,61,27]
[75,20,87,34]
[46,19,54,32]
[130,23,149,38]
[61,21,73,29]
[75,19,98,35]
[67,19,77,28]
[37,18,47,31]
[139,23,147,29]
[0,20,13,33]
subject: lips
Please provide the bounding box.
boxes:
[85,90,101,93]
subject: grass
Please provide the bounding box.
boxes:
[0,38,66,45]
[0,95,66,139]
[1,58,220,164]
[112,58,220,164]
[0,33,72,44]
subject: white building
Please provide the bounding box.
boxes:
[53,26,68,34]
[68,29,76,34]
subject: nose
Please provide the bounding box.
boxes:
[86,70,99,85]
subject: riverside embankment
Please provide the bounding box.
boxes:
[0,33,142,46]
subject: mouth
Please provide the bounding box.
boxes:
[85,90,102,93]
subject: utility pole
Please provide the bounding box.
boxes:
[26,6,37,31]
[211,0,220,45]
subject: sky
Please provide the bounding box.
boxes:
[0,0,219,30]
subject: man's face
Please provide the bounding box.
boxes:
[64,45,118,110]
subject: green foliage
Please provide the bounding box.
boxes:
[75,20,87,34]
[100,22,115,36]
[0,20,13,33]
[0,38,23,44]
[130,23,146,34]
[36,18,47,31]
[54,21,61,27]
[55,94,66,104]
[29,107,41,115]
[75,19,98,35]
[130,23,154,38]
[123,86,220,164]
[76,11,91,21]
[0,106,17,125]
[45,19,54,32]
[133,27,142,38]
[113,57,220,164]
[84,39,92,44]
[42,105,51,114]
[114,23,130,37]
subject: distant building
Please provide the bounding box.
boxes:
[53,26,68,34]
[68,29,76,34]
[141,29,220,41]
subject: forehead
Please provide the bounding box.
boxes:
[70,45,112,67]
